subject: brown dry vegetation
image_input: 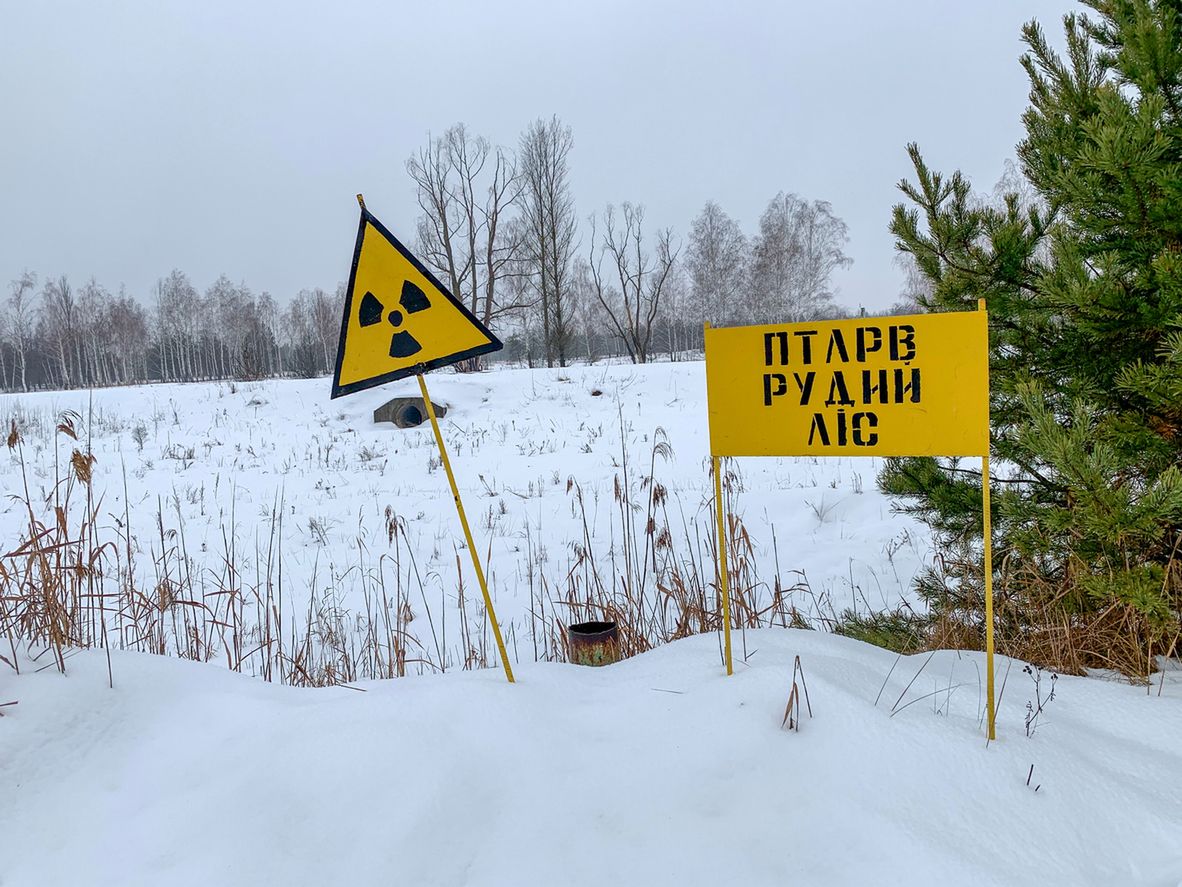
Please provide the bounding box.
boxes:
[917,550,1181,682]
[8,409,1168,687]
[1,413,839,686]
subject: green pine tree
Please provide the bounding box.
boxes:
[883,0,1182,675]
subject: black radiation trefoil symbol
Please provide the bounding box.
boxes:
[358,281,431,358]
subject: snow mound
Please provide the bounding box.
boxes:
[3,630,1181,886]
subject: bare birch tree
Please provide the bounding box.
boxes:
[42,275,78,388]
[685,201,748,327]
[749,193,851,323]
[154,270,198,382]
[77,278,110,386]
[6,271,36,391]
[407,124,525,369]
[890,252,931,315]
[569,257,606,362]
[519,116,578,367]
[588,203,678,364]
[0,300,8,389]
[107,287,149,383]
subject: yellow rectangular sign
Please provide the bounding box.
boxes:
[704,310,988,457]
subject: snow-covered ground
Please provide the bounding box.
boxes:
[4,363,1182,885]
[3,633,1180,886]
[0,362,929,673]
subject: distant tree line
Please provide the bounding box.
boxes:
[0,269,343,392]
[1,117,859,392]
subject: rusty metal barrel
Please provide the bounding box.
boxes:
[567,620,620,666]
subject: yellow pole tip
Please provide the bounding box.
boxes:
[356,193,366,210]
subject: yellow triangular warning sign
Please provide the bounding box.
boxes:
[331,201,502,398]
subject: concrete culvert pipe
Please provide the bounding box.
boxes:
[372,397,446,429]
[394,403,422,428]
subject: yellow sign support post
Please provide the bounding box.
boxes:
[978,299,995,740]
[704,306,994,736]
[332,196,514,684]
[713,453,733,677]
[705,321,734,677]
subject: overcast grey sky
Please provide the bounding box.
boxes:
[1,0,1075,313]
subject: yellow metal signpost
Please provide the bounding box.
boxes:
[704,303,995,736]
[332,196,514,684]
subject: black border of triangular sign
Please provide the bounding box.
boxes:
[330,204,503,399]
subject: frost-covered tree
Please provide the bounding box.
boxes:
[749,193,851,323]
[685,201,748,327]
[41,275,77,388]
[6,271,36,391]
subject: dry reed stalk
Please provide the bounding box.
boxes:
[782,655,814,731]
[3,404,974,689]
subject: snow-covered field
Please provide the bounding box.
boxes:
[5,363,1182,886]
[4,634,1181,886]
[1,362,929,674]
